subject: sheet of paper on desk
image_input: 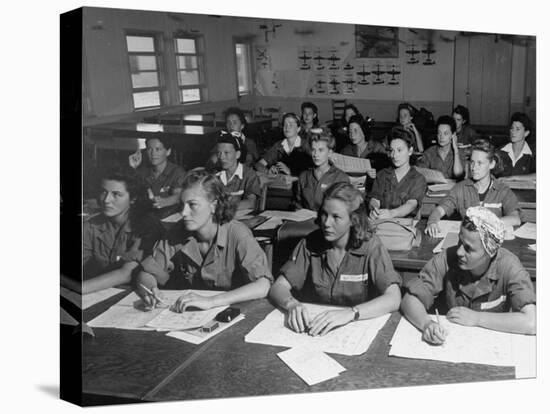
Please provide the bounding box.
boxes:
[88,290,224,330]
[514,222,536,239]
[414,167,448,184]
[161,212,183,223]
[254,216,283,230]
[245,303,390,356]
[145,306,228,331]
[260,209,317,222]
[428,183,455,193]
[389,316,535,377]
[432,232,459,253]
[60,286,125,310]
[277,346,346,386]
[166,314,245,345]
[330,153,371,174]
[433,220,461,238]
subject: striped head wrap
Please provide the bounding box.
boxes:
[463,206,505,257]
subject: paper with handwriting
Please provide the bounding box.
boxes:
[245,303,390,355]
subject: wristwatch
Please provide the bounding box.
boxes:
[351,306,360,321]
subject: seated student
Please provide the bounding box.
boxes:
[269,183,402,336]
[136,169,272,311]
[300,101,320,137]
[215,131,261,211]
[416,115,465,179]
[425,139,521,237]
[498,112,536,178]
[255,112,312,176]
[340,114,385,180]
[333,103,360,151]
[393,102,424,152]
[206,107,259,169]
[401,206,535,345]
[368,129,427,220]
[62,166,164,294]
[453,105,477,146]
[129,137,186,219]
[294,129,349,211]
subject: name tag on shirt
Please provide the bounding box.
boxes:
[160,186,171,193]
[340,273,368,282]
[482,202,502,209]
[480,295,506,310]
[229,190,245,196]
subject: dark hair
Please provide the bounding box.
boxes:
[389,126,415,148]
[181,169,235,224]
[100,165,143,202]
[397,102,414,120]
[510,112,532,134]
[310,128,336,150]
[471,138,496,162]
[341,104,360,124]
[300,102,319,127]
[453,105,470,124]
[216,130,247,164]
[347,114,371,140]
[282,112,301,127]
[145,136,173,151]
[224,107,248,127]
[319,182,372,249]
[436,115,457,134]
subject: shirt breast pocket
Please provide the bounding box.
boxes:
[479,295,507,312]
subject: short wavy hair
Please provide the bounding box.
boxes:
[341,103,360,124]
[224,107,247,127]
[281,112,301,128]
[437,115,456,134]
[453,105,470,124]
[347,114,371,140]
[181,169,235,224]
[319,182,373,249]
[100,165,143,202]
[310,127,336,150]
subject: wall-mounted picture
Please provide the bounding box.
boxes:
[355,25,399,58]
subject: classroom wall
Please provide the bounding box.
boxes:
[82,7,534,126]
[82,7,258,123]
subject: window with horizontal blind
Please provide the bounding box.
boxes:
[174,36,205,103]
[235,42,252,96]
[126,33,162,109]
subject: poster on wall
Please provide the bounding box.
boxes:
[254,46,272,70]
[387,63,401,85]
[327,47,341,70]
[355,26,399,58]
[371,61,386,85]
[355,62,371,85]
[298,46,313,70]
[313,47,326,70]
[308,72,328,95]
[328,71,342,95]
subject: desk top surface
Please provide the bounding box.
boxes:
[79,294,515,402]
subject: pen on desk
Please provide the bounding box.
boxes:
[139,283,167,305]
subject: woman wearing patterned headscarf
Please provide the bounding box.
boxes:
[401,206,536,345]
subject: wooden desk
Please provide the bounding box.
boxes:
[79,296,515,404]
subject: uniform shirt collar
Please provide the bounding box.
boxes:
[149,161,174,179]
[179,222,228,266]
[457,250,501,299]
[217,163,244,185]
[282,136,302,153]
[94,215,132,234]
[501,142,532,166]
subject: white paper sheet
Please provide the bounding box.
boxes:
[60,286,125,310]
[432,232,459,253]
[329,153,372,174]
[254,216,283,230]
[166,314,245,345]
[260,209,317,222]
[145,306,228,331]
[245,304,390,356]
[428,183,455,193]
[415,167,448,184]
[88,290,224,331]
[277,346,346,386]
[433,220,461,238]
[161,212,183,223]
[514,222,537,240]
[389,316,536,377]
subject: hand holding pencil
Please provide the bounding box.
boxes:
[422,310,448,345]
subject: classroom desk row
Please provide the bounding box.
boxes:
[73,292,515,404]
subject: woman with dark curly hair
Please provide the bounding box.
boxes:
[269,183,402,336]
[136,170,273,311]
[62,166,164,294]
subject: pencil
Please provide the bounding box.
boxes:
[139,283,167,305]
[435,308,441,325]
